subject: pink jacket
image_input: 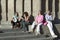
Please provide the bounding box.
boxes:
[35,15,44,24]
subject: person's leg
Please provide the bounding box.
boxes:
[24,21,29,31]
[22,23,25,31]
[47,21,57,37]
[11,20,13,26]
[20,20,26,30]
[21,21,27,32]
[25,25,29,31]
[31,21,36,32]
[20,20,23,29]
[16,21,20,28]
[35,23,42,35]
[11,20,15,29]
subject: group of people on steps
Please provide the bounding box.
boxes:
[11,10,57,38]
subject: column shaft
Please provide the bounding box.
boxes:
[24,0,31,15]
[1,0,6,21]
[33,0,40,16]
[8,0,14,21]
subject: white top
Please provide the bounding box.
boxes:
[45,14,53,21]
[13,15,18,22]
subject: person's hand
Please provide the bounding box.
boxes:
[19,18,21,20]
[35,21,38,25]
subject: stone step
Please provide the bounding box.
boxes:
[0,24,59,40]
[0,33,53,40]
[0,24,12,29]
[0,28,58,40]
[1,29,21,32]
[0,31,34,37]
[0,36,53,40]
[0,29,54,40]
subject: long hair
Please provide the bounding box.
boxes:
[48,11,52,15]
[39,10,43,15]
[23,12,29,17]
[14,12,19,17]
[16,12,19,17]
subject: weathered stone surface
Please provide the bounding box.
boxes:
[0,0,60,22]
[1,0,6,21]
[33,0,40,16]
[8,0,14,21]
[24,0,31,16]
[16,0,22,17]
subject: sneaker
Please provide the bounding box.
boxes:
[52,35,57,38]
[35,33,40,36]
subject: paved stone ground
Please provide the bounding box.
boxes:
[0,22,60,40]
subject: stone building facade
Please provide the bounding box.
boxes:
[0,0,60,22]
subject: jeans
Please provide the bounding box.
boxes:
[20,20,30,31]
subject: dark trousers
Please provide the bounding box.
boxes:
[11,20,16,28]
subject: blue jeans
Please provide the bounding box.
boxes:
[20,20,30,31]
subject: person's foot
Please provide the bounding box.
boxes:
[25,31,29,33]
[35,33,40,36]
[22,31,25,32]
[52,35,57,38]
[29,31,33,32]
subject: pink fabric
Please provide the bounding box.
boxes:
[43,20,48,26]
[35,15,43,24]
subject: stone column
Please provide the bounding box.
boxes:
[46,0,48,12]
[8,0,14,21]
[1,0,6,21]
[58,0,60,19]
[33,0,40,16]
[52,0,55,20]
[40,0,41,11]
[24,0,31,16]
[16,0,22,17]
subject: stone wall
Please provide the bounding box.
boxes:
[0,0,60,22]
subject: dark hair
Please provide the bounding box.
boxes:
[23,12,29,17]
[48,11,52,15]
[16,12,19,17]
[39,10,43,15]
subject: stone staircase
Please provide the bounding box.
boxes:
[0,21,60,40]
[0,29,54,40]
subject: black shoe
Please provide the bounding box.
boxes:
[0,31,4,33]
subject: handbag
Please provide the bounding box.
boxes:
[43,20,48,26]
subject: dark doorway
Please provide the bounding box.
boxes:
[22,0,24,14]
[48,0,52,12]
[31,0,33,15]
[6,0,8,21]
[14,0,16,14]
[54,0,60,24]
[41,0,46,14]
[0,0,2,24]
[55,0,59,19]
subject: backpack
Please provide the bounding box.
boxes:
[28,15,34,25]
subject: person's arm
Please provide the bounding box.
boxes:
[35,16,38,23]
[45,14,49,21]
[48,15,53,21]
[25,16,29,22]
[45,14,53,21]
